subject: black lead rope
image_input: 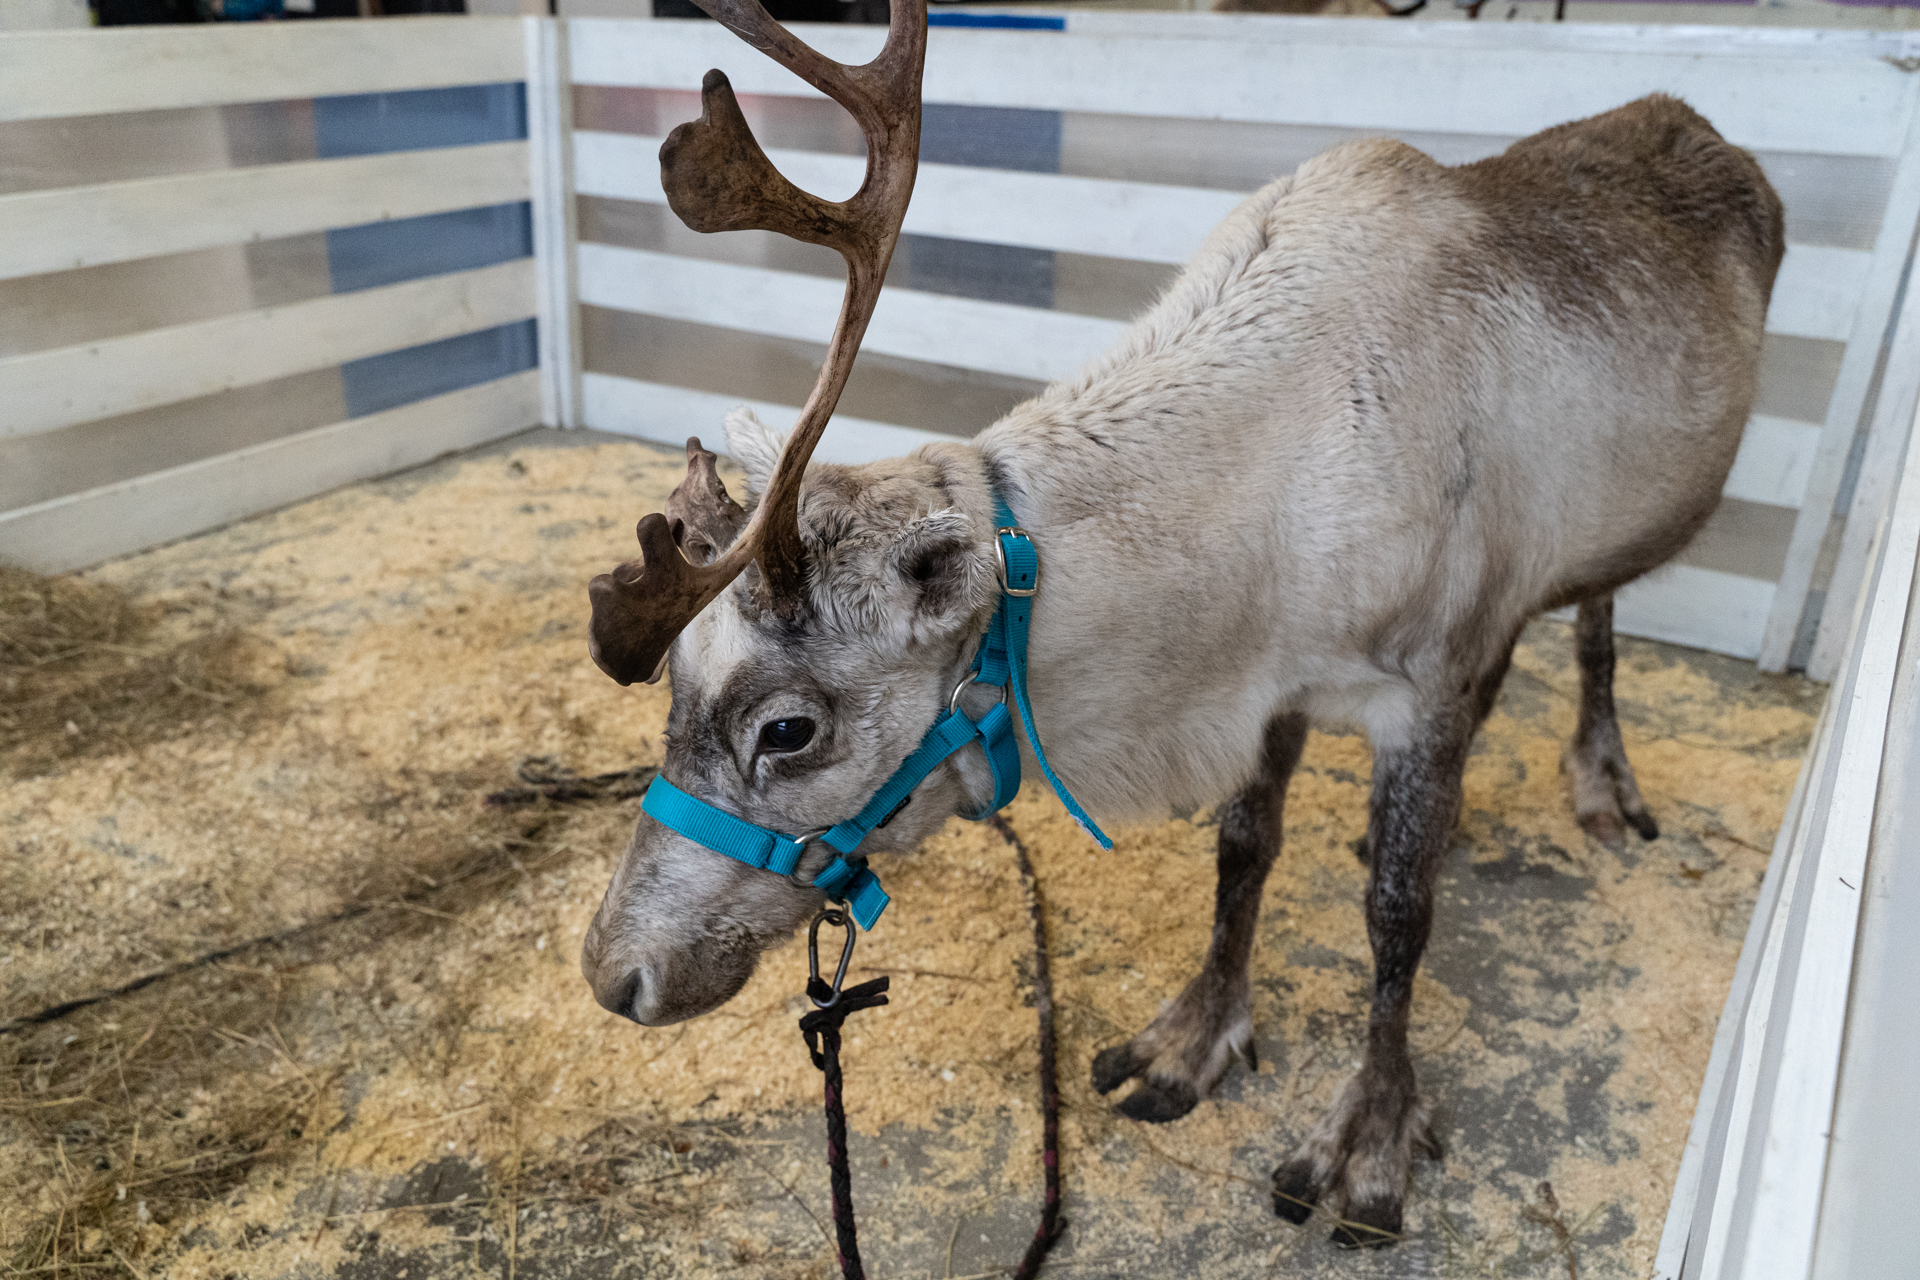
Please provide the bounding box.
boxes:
[798,816,1067,1280]
[992,812,1069,1279]
[798,971,891,1280]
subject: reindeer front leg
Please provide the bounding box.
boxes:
[1272,709,1465,1247]
[1092,712,1309,1121]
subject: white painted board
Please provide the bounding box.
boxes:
[1767,245,1874,345]
[576,243,1121,385]
[1759,108,1920,669]
[1808,232,1920,678]
[0,141,530,282]
[0,370,541,575]
[573,129,1245,268]
[0,18,526,124]
[577,130,1866,347]
[569,18,1920,158]
[1723,416,1821,511]
[1594,563,1775,660]
[584,371,955,466]
[0,258,537,439]
[526,15,583,430]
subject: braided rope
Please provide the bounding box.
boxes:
[800,976,890,1280]
[797,813,1066,1280]
[991,813,1067,1279]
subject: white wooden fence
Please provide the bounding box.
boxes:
[1655,275,1920,1280]
[0,18,568,572]
[3,14,1920,681]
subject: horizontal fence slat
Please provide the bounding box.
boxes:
[0,18,526,124]
[0,257,536,439]
[1063,13,1920,62]
[578,130,1866,343]
[0,141,530,282]
[0,370,540,576]
[573,130,1243,267]
[1725,414,1823,510]
[568,19,1918,158]
[580,241,1837,515]
[582,372,948,465]
[1768,245,1874,344]
[1590,563,1776,659]
[577,244,1120,385]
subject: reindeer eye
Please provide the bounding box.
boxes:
[757,718,815,754]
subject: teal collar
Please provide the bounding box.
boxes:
[640,494,1110,931]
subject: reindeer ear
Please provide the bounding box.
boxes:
[665,437,747,567]
[722,406,786,499]
[889,510,996,625]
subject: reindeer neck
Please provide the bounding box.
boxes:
[960,387,1327,827]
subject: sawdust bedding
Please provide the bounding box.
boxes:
[0,434,1823,1280]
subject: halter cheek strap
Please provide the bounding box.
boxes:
[640,490,1107,931]
[978,498,1112,850]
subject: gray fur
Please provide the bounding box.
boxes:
[583,96,1781,1238]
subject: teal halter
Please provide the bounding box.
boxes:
[639,495,1111,931]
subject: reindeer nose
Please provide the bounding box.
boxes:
[595,970,645,1024]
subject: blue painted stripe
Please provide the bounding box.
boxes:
[340,321,538,421]
[326,203,533,295]
[927,12,1065,30]
[309,84,539,419]
[312,83,527,159]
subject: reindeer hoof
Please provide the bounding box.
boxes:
[1564,737,1658,851]
[1331,1202,1403,1249]
[1115,1078,1199,1124]
[1094,979,1255,1124]
[1578,810,1626,852]
[1271,1160,1320,1224]
[1091,1044,1145,1095]
[1274,1068,1432,1245]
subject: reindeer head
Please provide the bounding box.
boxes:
[581,0,1002,1025]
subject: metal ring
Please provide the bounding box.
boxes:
[784,828,831,889]
[994,526,1040,598]
[949,672,1009,715]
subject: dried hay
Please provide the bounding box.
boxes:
[0,789,638,1275]
[0,566,272,773]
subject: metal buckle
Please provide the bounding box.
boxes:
[949,672,1009,716]
[807,906,857,1009]
[994,526,1040,598]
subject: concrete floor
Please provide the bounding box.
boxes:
[0,430,1824,1279]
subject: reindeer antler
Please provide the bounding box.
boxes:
[587,0,928,686]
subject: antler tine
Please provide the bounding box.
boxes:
[685,0,925,142]
[586,0,926,686]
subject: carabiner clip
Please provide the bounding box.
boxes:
[807,906,858,1009]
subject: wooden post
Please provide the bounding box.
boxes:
[525,14,583,429]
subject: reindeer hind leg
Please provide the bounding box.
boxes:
[1563,595,1658,850]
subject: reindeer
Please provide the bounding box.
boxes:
[578,0,1783,1247]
